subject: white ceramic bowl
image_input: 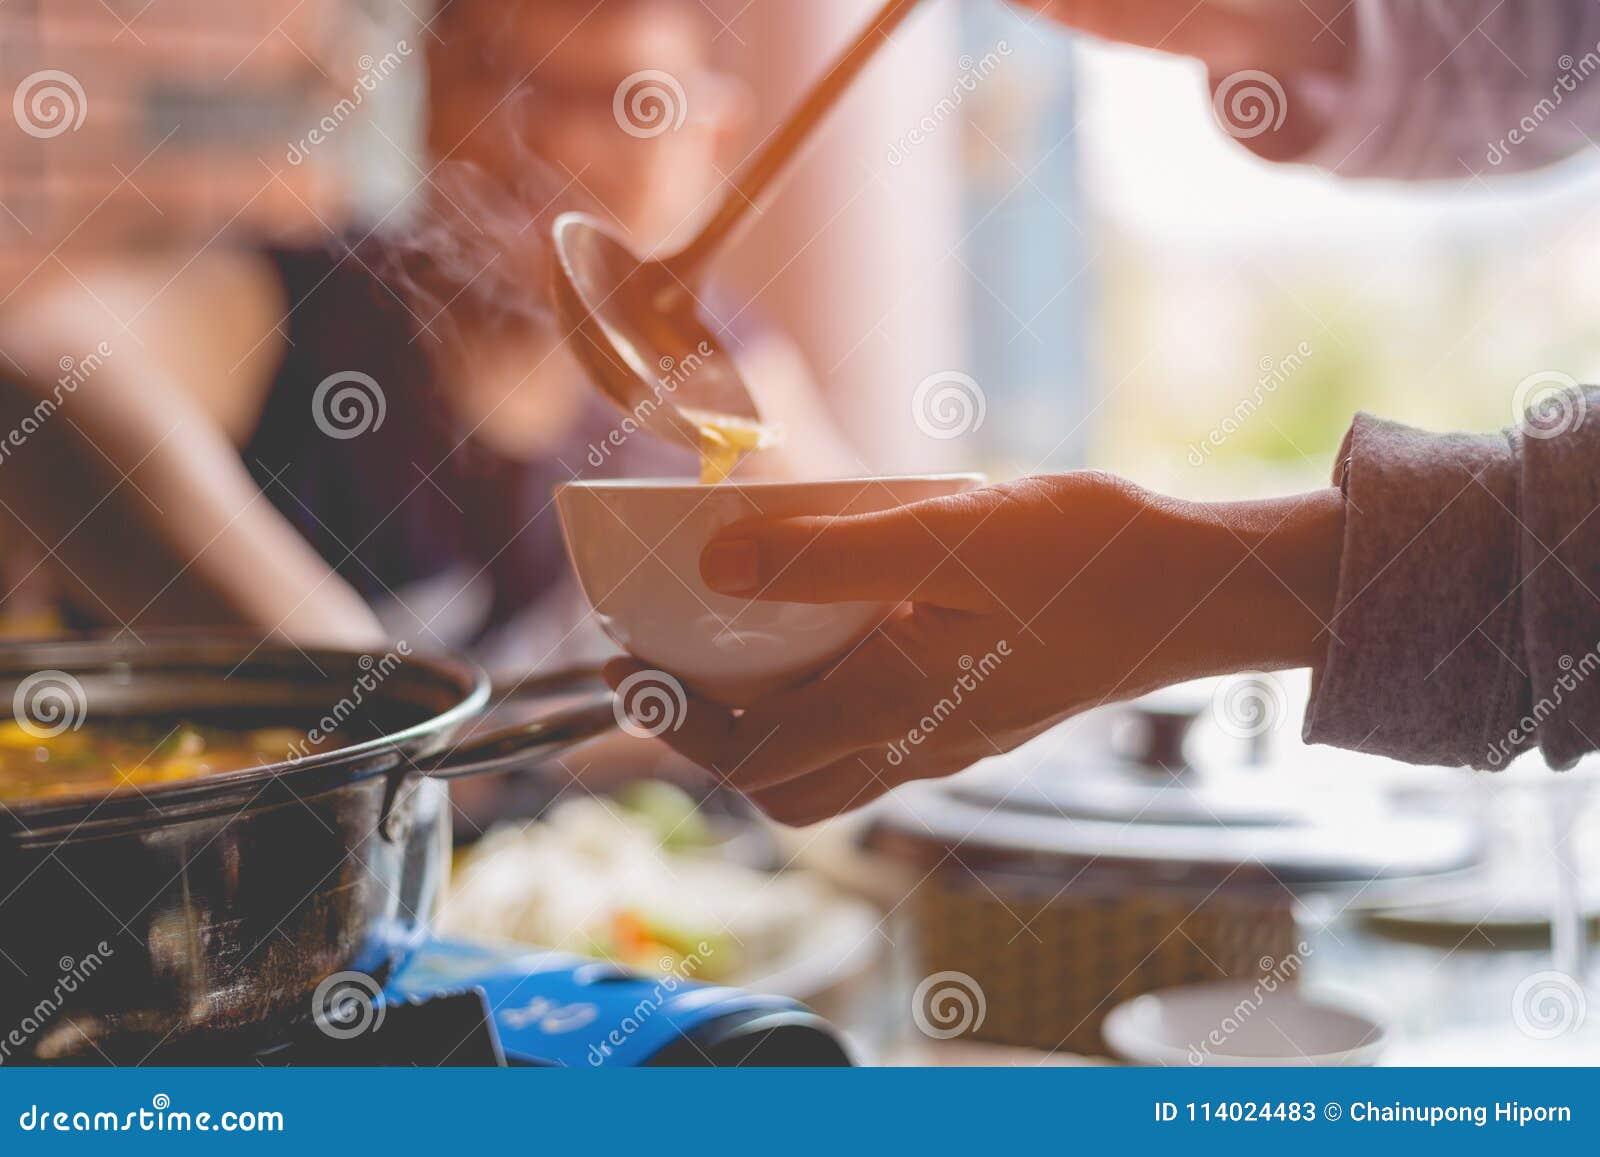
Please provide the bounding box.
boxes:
[556,474,983,704]
[1102,981,1387,1067]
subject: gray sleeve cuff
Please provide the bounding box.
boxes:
[1517,388,1600,769]
[1302,411,1530,768]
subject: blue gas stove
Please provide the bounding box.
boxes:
[273,939,852,1067]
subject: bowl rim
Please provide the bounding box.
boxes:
[556,472,985,495]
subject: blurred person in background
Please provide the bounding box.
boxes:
[0,0,397,645]
[629,0,1600,825]
[282,0,854,666]
[0,0,852,664]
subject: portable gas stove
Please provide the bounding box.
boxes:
[252,939,853,1067]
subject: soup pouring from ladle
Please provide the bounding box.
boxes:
[551,0,925,460]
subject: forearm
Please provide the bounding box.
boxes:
[1139,486,1345,680]
[1022,1,1354,163]
[0,339,383,647]
[1217,0,1600,178]
[1027,0,1351,75]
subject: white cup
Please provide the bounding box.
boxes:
[556,474,984,704]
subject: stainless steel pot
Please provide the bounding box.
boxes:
[0,637,617,1064]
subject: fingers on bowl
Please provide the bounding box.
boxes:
[698,496,997,612]
[603,629,958,822]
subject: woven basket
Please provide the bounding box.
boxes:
[909,867,1297,1056]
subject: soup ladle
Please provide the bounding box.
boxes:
[551,0,925,455]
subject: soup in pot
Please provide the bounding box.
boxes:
[0,721,330,803]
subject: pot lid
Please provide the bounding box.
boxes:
[954,764,1314,828]
[1019,689,1314,827]
[865,784,1482,891]
[862,694,1484,894]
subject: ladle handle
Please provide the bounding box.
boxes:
[670,0,926,278]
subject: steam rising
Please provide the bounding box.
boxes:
[365,90,599,346]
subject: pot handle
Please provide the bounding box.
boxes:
[418,664,619,780]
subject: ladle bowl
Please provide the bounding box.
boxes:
[551,212,760,456]
[549,0,924,456]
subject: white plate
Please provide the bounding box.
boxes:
[1103,981,1387,1067]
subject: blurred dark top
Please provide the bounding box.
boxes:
[245,245,691,645]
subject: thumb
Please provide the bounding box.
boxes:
[698,495,994,610]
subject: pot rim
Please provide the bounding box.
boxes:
[0,634,490,841]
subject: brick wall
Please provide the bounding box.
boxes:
[0,0,423,288]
